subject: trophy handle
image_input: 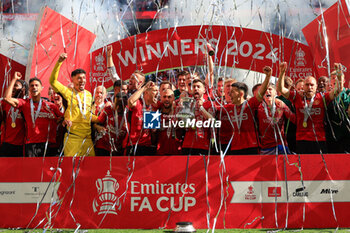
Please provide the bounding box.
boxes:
[96,178,102,194]
[114,181,119,191]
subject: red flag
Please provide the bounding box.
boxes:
[302,0,350,85]
[0,53,26,97]
[26,7,96,97]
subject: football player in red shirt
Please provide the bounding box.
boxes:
[277,62,341,154]
[4,72,63,157]
[156,89,182,155]
[224,66,272,155]
[181,79,216,155]
[257,83,296,155]
[0,73,28,157]
[96,92,128,156]
[127,81,159,155]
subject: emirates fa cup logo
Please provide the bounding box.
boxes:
[94,53,105,71]
[93,170,121,215]
[294,48,306,67]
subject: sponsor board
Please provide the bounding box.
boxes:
[230,180,347,203]
[1,155,350,229]
[0,182,60,203]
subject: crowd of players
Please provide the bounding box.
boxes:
[0,45,349,157]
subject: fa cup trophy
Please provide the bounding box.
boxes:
[176,96,195,123]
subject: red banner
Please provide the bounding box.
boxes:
[90,25,316,89]
[0,53,26,97]
[302,0,350,84]
[26,7,96,97]
[0,154,349,229]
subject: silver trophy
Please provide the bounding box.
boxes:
[176,97,195,122]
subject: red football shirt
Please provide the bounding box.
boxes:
[97,106,127,152]
[257,99,296,149]
[156,105,182,155]
[288,91,331,141]
[17,99,63,144]
[1,101,25,145]
[128,99,152,147]
[182,101,215,150]
[226,97,261,151]
[216,105,234,145]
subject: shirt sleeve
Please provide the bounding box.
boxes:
[51,103,64,118]
[323,92,332,105]
[248,96,261,110]
[107,66,120,81]
[98,109,107,123]
[288,90,297,103]
[49,61,69,98]
[16,99,26,109]
[203,101,216,117]
[281,101,296,124]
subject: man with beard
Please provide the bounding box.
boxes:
[181,79,216,155]
[159,81,174,98]
[96,92,128,156]
[0,73,28,157]
[225,66,272,155]
[127,81,159,155]
[277,62,340,154]
[50,53,99,157]
[5,73,63,157]
[113,80,128,100]
[257,83,295,155]
[317,76,329,93]
[155,89,182,155]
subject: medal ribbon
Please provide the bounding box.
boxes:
[303,95,315,125]
[30,98,42,128]
[75,90,87,119]
[233,100,247,133]
[262,98,276,124]
[8,107,19,126]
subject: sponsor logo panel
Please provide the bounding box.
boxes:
[0,182,60,203]
[230,180,350,203]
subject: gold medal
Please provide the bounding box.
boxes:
[303,121,307,128]
[11,122,16,128]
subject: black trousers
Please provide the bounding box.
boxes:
[25,143,47,157]
[230,147,259,155]
[182,148,208,155]
[0,143,23,157]
[126,145,157,156]
[296,140,327,154]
